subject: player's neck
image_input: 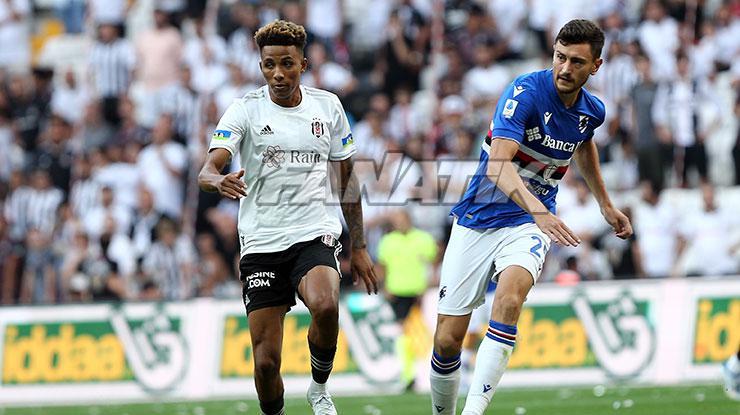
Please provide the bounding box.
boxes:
[556,88,580,109]
[269,86,303,108]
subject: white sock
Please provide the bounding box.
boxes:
[728,354,740,373]
[308,379,327,395]
[461,320,516,415]
[430,351,461,414]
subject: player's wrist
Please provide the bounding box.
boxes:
[351,243,367,251]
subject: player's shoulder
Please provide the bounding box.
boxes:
[507,69,549,101]
[303,86,342,105]
[579,87,607,122]
[239,86,268,102]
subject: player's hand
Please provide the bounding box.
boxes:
[216,169,247,200]
[601,206,633,239]
[350,247,378,295]
[533,212,580,246]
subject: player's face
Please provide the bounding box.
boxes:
[259,45,307,103]
[552,41,602,94]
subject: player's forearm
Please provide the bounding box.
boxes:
[486,159,549,216]
[575,141,613,209]
[197,165,223,193]
[338,160,367,249]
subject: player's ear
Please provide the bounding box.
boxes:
[591,58,603,75]
[301,57,308,73]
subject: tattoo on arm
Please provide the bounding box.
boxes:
[338,158,366,249]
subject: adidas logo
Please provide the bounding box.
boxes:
[260,125,274,135]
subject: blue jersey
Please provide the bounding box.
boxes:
[451,69,605,229]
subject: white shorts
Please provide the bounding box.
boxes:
[437,220,550,316]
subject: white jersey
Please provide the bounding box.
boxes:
[209,85,356,256]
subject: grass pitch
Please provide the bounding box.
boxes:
[3,384,737,415]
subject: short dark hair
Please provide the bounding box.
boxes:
[555,19,605,59]
[254,20,307,52]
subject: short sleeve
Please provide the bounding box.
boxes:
[328,96,357,161]
[490,81,535,143]
[209,101,249,156]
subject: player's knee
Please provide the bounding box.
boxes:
[493,293,524,320]
[253,351,281,379]
[309,299,339,324]
[434,329,464,357]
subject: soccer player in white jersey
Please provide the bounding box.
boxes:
[197,20,378,415]
[429,20,633,414]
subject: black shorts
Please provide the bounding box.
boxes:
[239,235,342,315]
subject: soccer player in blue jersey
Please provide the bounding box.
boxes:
[429,19,633,415]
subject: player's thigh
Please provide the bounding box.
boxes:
[493,223,551,286]
[437,222,498,316]
[239,254,296,315]
[293,236,342,311]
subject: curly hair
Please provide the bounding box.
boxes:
[254,20,307,52]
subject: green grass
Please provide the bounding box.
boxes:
[3,384,738,415]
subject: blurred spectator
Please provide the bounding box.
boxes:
[83,186,132,240]
[20,229,56,304]
[632,181,679,278]
[95,141,142,211]
[639,0,679,81]
[0,0,31,72]
[227,2,262,83]
[130,186,162,261]
[0,110,24,182]
[304,42,357,97]
[114,96,148,145]
[51,69,89,125]
[653,52,717,187]
[34,115,74,193]
[5,170,63,240]
[734,94,740,185]
[137,115,187,218]
[184,16,228,95]
[89,23,135,126]
[142,216,197,301]
[69,155,101,219]
[306,0,342,48]
[79,100,115,150]
[135,6,183,127]
[631,54,669,189]
[461,41,509,112]
[676,185,739,277]
[377,209,437,388]
[159,66,201,145]
[61,230,126,302]
[450,3,498,67]
[196,232,236,298]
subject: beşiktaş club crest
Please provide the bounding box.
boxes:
[310,117,325,138]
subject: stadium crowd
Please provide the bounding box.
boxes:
[1,0,739,305]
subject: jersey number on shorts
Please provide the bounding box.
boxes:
[529,235,544,258]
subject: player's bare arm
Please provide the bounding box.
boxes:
[486,138,580,246]
[198,148,247,200]
[573,140,633,239]
[335,156,378,294]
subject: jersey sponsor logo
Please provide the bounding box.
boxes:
[544,111,552,125]
[212,130,231,140]
[259,125,274,135]
[512,85,525,97]
[525,127,577,152]
[341,133,354,147]
[502,99,518,118]
[262,145,286,168]
[578,115,589,134]
[290,150,321,164]
[245,271,276,289]
[310,117,325,138]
